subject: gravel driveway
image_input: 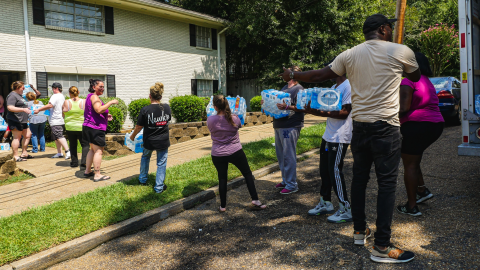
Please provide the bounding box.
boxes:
[50,125,480,270]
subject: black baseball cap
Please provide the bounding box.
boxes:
[51,82,62,90]
[363,14,397,34]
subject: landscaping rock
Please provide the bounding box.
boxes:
[172,123,188,129]
[1,160,16,174]
[170,128,183,138]
[0,173,8,181]
[183,127,198,136]
[170,137,177,145]
[244,122,255,127]
[202,121,207,126]
[255,121,264,126]
[102,150,112,157]
[250,115,258,123]
[245,116,253,124]
[199,126,210,135]
[187,122,202,127]
[177,136,191,143]
[251,112,262,116]
[258,115,267,123]
[0,152,13,164]
[267,116,273,122]
[105,141,122,150]
[193,134,204,139]
[113,149,133,156]
[12,168,22,177]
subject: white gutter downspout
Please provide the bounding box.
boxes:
[217,27,229,94]
[22,0,33,84]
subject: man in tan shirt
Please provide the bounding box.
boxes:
[280,14,420,263]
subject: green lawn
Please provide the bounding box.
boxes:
[0,123,325,266]
[0,173,34,187]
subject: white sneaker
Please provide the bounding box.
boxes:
[327,203,353,223]
[308,198,334,216]
[65,151,71,160]
[51,153,64,158]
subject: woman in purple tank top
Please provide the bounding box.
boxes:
[82,79,118,182]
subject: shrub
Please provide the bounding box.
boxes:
[106,106,124,133]
[128,98,151,125]
[170,95,205,123]
[100,97,127,122]
[250,96,262,112]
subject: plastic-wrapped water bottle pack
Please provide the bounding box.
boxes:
[475,94,480,115]
[261,89,291,119]
[124,129,144,153]
[296,88,343,111]
[206,95,247,125]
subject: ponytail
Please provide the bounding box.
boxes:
[26,92,38,104]
[213,95,236,127]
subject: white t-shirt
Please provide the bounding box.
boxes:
[322,79,352,144]
[48,93,65,126]
[330,40,419,126]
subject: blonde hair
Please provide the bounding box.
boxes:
[213,95,236,127]
[26,92,38,104]
[150,82,164,101]
[69,86,79,97]
[11,81,24,91]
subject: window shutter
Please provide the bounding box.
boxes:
[191,79,197,95]
[36,72,48,97]
[211,29,217,50]
[106,75,116,97]
[105,6,114,35]
[189,24,196,47]
[32,0,45,26]
[213,80,219,93]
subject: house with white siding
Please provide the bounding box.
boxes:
[0,0,227,126]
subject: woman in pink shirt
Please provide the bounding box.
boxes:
[207,95,266,212]
[398,52,444,217]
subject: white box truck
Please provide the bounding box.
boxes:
[458,0,480,156]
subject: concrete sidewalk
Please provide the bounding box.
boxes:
[0,116,326,217]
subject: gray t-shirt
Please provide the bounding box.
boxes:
[27,101,47,124]
[273,83,305,129]
[6,92,28,123]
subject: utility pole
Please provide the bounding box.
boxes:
[393,0,407,44]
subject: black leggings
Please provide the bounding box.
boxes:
[66,130,89,166]
[211,149,259,208]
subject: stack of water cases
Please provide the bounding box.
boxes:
[206,96,247,125]
[124,129,144,153]
[296,87,343,111]
[261,90,292,119]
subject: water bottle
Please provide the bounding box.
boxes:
[475,95,480,115]
[23,85,32,100]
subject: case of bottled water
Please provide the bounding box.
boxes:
[310,87,343,111]
[22,85,34,101]
[475,94,480,115]
[206,96,247,125]
[124,129,144,153]
[0,116,7,132]
[261,89,291,119]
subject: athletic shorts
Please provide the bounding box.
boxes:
[401,121,444,155]
[82,126,106,147]
[8,120,28,131]
[51,125,65,140]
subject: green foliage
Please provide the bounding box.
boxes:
[127,98,150,125]
[106,106,124,133]
[100,97,127,122]
[249,96,262,112]
[170,95,205,123]
[0,123,326,265]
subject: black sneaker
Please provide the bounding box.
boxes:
[139,182,148,186]
[416,188,434,203]
[155,184,167,194]
[370,245,415,263]
[396,203,422,216]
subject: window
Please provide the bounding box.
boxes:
[197,80,213,97]
[196,26,211,48]
[48,74,105,97]
[44,0,104,33]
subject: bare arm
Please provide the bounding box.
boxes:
[304,101,352,119]
[404,68,421,83]
[91,95,117,114]
[130,125,143,141]
[0,96,4,110]
[62,100,70,112]
[280,66,340,83]
[36,103,54,112]
[30,84,41,98]
[399,85,414,118]
[7,105,31,114]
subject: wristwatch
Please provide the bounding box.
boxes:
[289,72,294,79]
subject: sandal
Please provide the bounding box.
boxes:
[250,203,267,211]
[219,207,226,212]
[20,155,34,159]
[15,157,27,162]
[94,175,111,182]
[83,172,94,178]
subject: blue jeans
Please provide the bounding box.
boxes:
[274,127,301,191]
[29,122,46,153]
[139,148,168,193]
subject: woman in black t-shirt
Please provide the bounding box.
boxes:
[130,82,172,194]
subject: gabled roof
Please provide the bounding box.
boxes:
[82,0,228,28]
